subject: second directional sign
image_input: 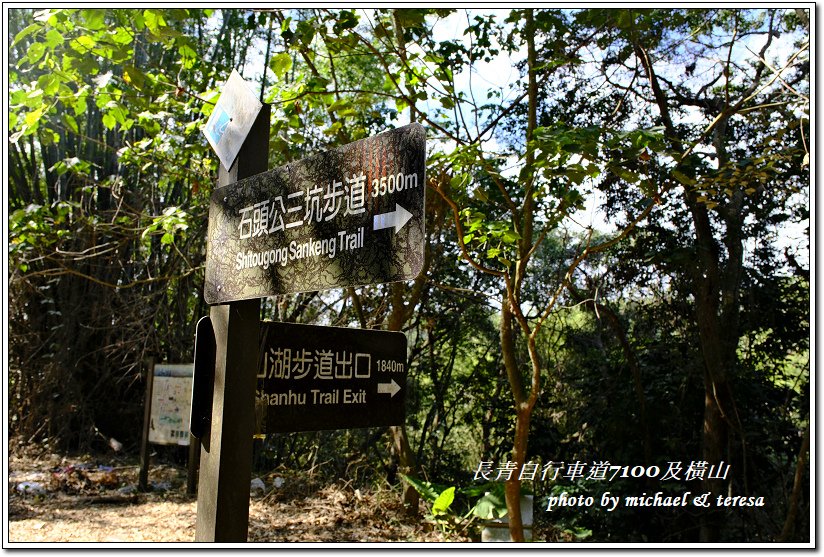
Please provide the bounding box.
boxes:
[205,123,426,304]
[254,322,407,433]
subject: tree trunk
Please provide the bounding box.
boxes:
[505,408,531,542]
[500,297,527,541]
[691,202,731,542]
[387,281,420,515]
[778,422,810,541]
[635,33,744,539]
[700,374,728,542]
[500,10,540,541]
[692,115,742,542]
[389,424,419,513]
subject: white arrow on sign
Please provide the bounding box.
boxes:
[373,203,413,233]
[377,379,401,398]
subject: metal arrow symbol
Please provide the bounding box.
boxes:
[377,379,401,398]
[373,203,413,233]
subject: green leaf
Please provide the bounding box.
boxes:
[394,96,409,113]
[400,474,444,503]
[502,230,521,244]
[395,9,427,28]
[111,26,133,45]
[10,89,28,106]
[26,88,44,102]
[74,94,88,117]
[102,113,116,130]
[323,121,343,137]
[12,23,42,47]
[50,160,68,176]
[307,75,330,89]
[295,19,316,45]
[473,186,489,202]
[62,113,79,134]
[44,28,63,49]
[333,10,358,33]
[177,41,197,68]
[24,106,47,128]
[123,66,146,89]
[613,166,640,183]
[144,9,166,35]
[26,42,46,65]
[37,74,60,96]
[73,35,96,51]
[472,490,508,520]
[270,52,293,79]
[671,169,697,186]
[432,487,455,516]
[81,9,107,30]
[450,174,468,190]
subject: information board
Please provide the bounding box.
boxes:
[254,322,407,433]
[204,123,426,304]
[149,364,194,446]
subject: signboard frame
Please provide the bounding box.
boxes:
[202,69,264,171]
[148,364,194,446]
[204,123,426,304]
[255,321,407,434]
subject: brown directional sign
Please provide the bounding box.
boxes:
[205,123,426,304]
[254,322,407,433]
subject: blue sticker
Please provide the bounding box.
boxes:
[205,106,231,146]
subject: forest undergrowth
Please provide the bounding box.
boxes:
[7,442,469,544]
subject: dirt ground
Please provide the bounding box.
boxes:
[6,449,471,545]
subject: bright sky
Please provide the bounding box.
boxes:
[231,8,809,269]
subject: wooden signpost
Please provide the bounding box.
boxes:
[195,71,269,542]
[194,70,426,542]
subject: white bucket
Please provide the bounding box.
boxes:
[481,495,534,542]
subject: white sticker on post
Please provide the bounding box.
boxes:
[202,69,263,171]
